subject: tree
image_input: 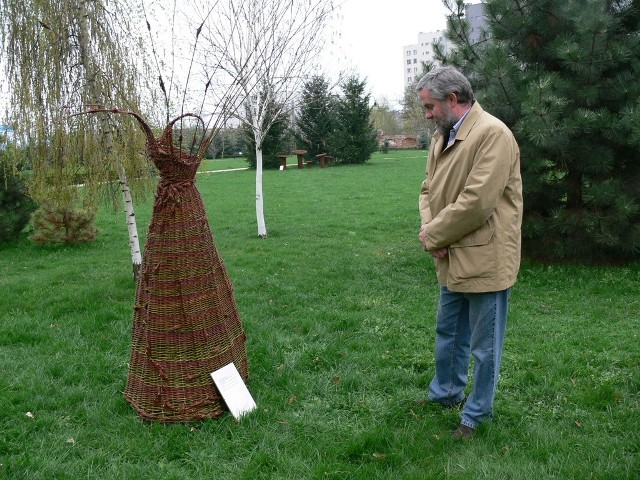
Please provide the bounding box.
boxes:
[243,88,291,169]
[370,97,402,137]
[439,0,640,263]
[402,60,436,146]
[201,0,335,238]
[211,126,244,159]
[0,0,152,277]
[331,76,378,165]
[294,75,336,161]
[0,145,36,242]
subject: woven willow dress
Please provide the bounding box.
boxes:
[123,114,249,422]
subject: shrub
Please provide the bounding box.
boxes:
[30,204,97,245]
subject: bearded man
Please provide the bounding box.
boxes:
[416,66,523,440]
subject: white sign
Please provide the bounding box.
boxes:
[210,363,256,420]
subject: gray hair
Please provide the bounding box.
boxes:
[415,66,474,104]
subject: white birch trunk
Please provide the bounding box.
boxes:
[117,163,142,278]
[255,146,267,238]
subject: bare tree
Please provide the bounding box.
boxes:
[371,97,402,136]
[201,0,335,237]
[401,61,436,143]
[0,0,154,278]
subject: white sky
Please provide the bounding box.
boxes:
[325,0,450,106]
[0,0,451,116]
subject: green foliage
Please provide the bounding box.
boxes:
[440,0,640,263]
[0,165,36,242]
[417,131,430,150]
[30,204,97,245]
[0,0,151,209]
[402,60,436,140]
[330,76,378,165]
[0,153,638,479]
[294,75,337,162]
[210,127,245,159]
[370,98,402,137]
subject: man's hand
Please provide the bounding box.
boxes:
[419,225,449,258]
[429,247,449,258]
[419,224,428,245]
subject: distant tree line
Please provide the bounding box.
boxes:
[243,75,378,169]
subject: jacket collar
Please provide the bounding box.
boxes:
[453,101,483,141]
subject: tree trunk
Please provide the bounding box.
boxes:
[255,146,267,238]
[77,1,142,279]
[117,163,142,277]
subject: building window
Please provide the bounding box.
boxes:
[413,59,417,64]
[406,50,411,56]
[407,59,411,65]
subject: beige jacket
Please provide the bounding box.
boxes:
[419,102,523,293]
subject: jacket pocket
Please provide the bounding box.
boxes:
[448,222,496,281]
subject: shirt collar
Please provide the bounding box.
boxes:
[452,105,472,135]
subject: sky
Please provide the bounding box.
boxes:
[0,0,451,116]
[325,0,450,105]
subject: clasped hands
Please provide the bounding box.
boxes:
[419,224,449,259]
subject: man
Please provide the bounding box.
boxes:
[417,66,523,440]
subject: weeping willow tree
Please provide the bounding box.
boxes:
[0,0,154,277]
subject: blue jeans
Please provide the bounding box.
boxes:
[428,286,510,429]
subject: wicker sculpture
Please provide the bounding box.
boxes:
[101,111,249,422]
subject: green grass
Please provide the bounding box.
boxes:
[199,156,248,172]
[1,150,639,479]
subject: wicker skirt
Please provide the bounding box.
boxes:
[123,179,248,422]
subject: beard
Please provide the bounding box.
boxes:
[435,104,459,138]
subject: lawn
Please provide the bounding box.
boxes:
[1,150,638,479]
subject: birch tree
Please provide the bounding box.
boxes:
[0,0,152,278]
[201,0,335,238]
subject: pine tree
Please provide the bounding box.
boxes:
[441,0,640,263]
[331,76,378,165]
[294,75,336,162]
[0,161,36,242]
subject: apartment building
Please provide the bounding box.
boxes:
[466,2,489,44]
[402,30,451,89]
[402,3,486,90]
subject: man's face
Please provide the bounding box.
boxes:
[418,88,458,136]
